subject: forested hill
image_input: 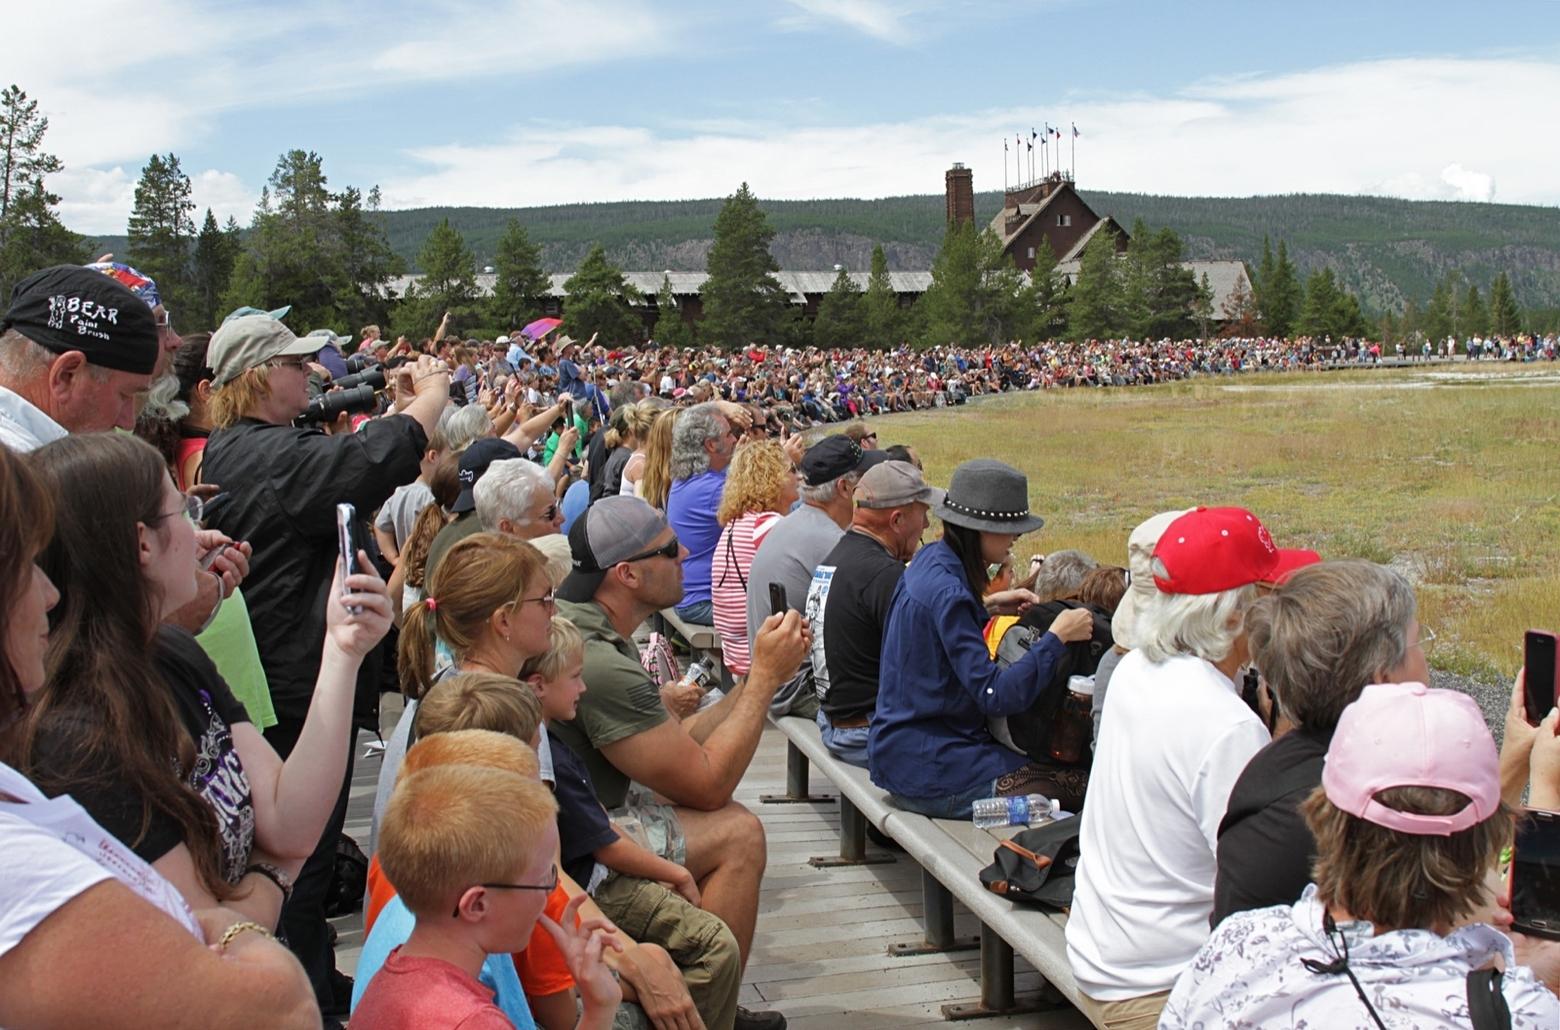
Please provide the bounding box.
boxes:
[88,190,1560,310]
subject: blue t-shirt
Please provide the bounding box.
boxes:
[666,468,727,607]
[352,895,537,1029]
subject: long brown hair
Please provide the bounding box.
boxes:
[23,433,237,899]
[0,447,54,754]
[398,533,546,700]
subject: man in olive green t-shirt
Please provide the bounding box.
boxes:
[552,496,807,1021]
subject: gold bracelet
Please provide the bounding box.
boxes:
[216,920,274,953]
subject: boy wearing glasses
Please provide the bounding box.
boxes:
[356,753,622,1029]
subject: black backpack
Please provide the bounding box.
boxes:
[977,817,1082,911]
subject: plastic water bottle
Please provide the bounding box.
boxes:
[971,793,1060,830]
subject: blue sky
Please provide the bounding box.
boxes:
[15,0,1560,235]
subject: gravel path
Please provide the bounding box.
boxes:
[1432,668,1511,748]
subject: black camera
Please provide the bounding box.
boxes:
[345,352,377,373]
[333,368,386,391]
[294,384,379,426]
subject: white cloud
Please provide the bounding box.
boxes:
[1439,163,1495,203]
[373,55,1560,212]
[780,0,917,44]
[190,170,259,227]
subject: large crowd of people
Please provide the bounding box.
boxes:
[2,259,1559,1030]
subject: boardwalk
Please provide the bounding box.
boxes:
[335,702,1087,1028]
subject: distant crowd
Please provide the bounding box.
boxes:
[2,257,1559,1030]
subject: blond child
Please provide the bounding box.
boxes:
[353,732,622,1030]
[522,619,743,1030]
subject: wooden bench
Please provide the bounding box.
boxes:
[767,714,1090,1024]
[655,606,732,688]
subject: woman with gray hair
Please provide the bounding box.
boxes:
[1065,506,1319,1030]
[1211,559,1428,926]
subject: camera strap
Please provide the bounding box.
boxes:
[1300,911,1388,1030]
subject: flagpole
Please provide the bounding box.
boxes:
[1003,137,1008,193]
[1071,124,1076,182]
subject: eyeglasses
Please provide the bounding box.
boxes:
[151,493,204,525]
[1414,625,1437,651]
[618,535,680,565]
[453,863,559,917]
[268,356,310,372]
[518,589,556,611]
[154,309,174,331]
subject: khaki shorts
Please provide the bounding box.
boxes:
[1074,989,1171,1030]
[607,785,686,866]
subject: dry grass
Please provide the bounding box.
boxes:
[863,365,1560,682]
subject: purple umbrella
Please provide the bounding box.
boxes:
[521,317,563,341]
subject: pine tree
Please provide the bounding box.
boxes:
[334,184,402,334]
[191,208,238,332]
[862,245,901,350]
[0,85,84,299]
[1253,236,1276,325]
[654,273,692,348]
[1015,238,1066,342]
[1459,283,1489,339]
[1423,274,1457,345]
[1261,241,1301,338]
[562,244,642,345]
[1067,228,1123,340]
[1219,271,1262,338]
[404,218,479,335]
[126,153,195,311]
[918,221,1024,347]
[813,266,866,348]
[488,219,548,333]
[701,183,790,349]
[1489,272,1522,336]
[1298,268,1341,338]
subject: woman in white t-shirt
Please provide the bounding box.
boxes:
[0,445,317,1028]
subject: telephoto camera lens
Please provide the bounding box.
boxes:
[332,368,386,391]
[294,383,379,426]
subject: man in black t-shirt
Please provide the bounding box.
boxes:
[805,461,942,767]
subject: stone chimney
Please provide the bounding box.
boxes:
[945,163,974,226]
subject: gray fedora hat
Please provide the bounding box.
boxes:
[933,459,1046,535]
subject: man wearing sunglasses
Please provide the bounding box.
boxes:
[554,496,809,1030]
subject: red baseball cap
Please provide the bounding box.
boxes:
[1152,506,1319,595]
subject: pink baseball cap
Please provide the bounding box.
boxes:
[1152,506,1320,595]
[1321,682,1500,836]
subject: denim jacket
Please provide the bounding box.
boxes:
[868,539,1065,799]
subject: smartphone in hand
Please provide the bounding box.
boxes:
[337,503,363,615]
[1524,630,1558,726]
[1512,809,1560,940]
[769,582,788,617]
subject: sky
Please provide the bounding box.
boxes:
[13,0,1560,236]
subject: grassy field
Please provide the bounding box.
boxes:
[866,364,1560,683]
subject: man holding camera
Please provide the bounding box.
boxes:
[200,313,449,1023]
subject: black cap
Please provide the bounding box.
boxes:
[799,434,885,486]
[451,438,522,514]
[2,265,159,375]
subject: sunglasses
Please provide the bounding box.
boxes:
[618,535,680,564]
[453,863,559,917]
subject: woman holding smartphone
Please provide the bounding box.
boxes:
[0,444,320,1029]
[20,433,393,929]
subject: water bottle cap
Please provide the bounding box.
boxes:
[1067,674,1096,696]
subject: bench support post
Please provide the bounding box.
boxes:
[759,741,834,804]
[887,869,977,956]
[941,925,1058,1021]
[809,795,895,867]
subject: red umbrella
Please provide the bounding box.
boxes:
[521,317,562,341]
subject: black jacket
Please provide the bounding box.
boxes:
[995,599,1113,763]
[1211,727,1331,927]
[201,416,426,723]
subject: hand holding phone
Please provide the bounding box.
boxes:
[769,582,788,617]
[1513,810,1560,940]
[1525,630,1558,726]
[337,503,363,615]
